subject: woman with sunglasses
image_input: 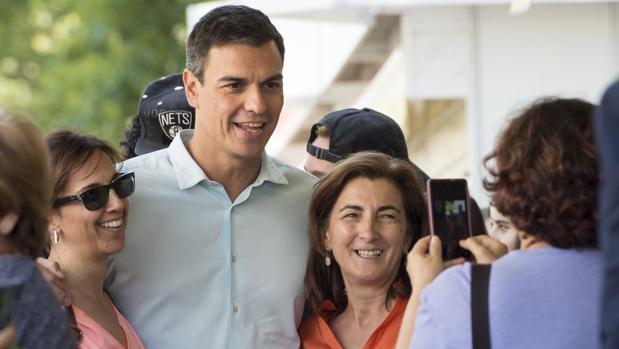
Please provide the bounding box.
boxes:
[46,130,145,349]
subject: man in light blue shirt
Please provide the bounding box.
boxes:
[105,5,315,348]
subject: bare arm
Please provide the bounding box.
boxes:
[396,236,443,349]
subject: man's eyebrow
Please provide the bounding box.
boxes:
[263,74,283,82]
[218,76,247,83]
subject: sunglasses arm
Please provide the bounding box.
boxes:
[53,195,81,208]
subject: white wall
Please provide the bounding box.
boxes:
[470,3,619,205]
[402,3,619,206]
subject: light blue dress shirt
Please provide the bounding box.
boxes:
[105,130,316,349]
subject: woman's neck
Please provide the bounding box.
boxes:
[340,282,393,328]
[48,246,108,304]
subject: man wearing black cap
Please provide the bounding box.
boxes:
[120,73,196,159]
[304,107,429,183]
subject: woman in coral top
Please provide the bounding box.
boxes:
[299,152,428,349]
[46,130,145,349]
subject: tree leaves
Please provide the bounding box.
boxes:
[0,0,198,147]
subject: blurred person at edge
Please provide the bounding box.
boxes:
[41,5,316,349]
[0,108,75,349]
[299,152,427,348]
[596,80,619,349]
[398,98,601,349]
[303,108,487,237]
[488,206,520,251]
[46,130,144,348]
[120,73,196,159]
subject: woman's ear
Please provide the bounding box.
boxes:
[48,210,61,237]
[0,213,19,236]
[323,229,332,252]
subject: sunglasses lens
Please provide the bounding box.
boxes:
[113,174,135,198]
[81,186,109,211]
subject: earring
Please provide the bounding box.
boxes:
[53,230,60,244]
[325,253,332,266]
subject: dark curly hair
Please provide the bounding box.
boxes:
[304,152,427,317]
[483,97,598,249]
[119,114,140,159]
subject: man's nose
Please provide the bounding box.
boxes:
[244,85,267,115]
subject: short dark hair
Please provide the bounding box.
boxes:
[186,5,285,83]
[0,109,51,258]
[483,97,598,249]
[304,152,427,316]
[47,130,121,202]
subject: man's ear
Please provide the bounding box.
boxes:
[0,213,19,236]
[183,68,201,109]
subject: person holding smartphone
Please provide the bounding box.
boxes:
[299,152,427,348]
[0,109,75,349]
[398,98,601,349]
[46,130,145,349]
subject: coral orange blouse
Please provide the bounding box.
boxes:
[73,301,145,349]
[298,296,408,349]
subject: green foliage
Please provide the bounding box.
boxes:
[0,0,202,147]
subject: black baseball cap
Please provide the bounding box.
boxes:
[306,107,430,183]
[135,73,196,155]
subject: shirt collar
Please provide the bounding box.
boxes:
[168,130,289,190]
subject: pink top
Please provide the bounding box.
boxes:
[73,302,145,349]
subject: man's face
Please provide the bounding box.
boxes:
[185,41,284,161]
[303,135,335,178]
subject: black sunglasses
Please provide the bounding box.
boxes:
[53,172,135,211]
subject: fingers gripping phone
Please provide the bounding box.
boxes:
[427,179,473,260]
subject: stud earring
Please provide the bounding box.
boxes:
[325,254,332,267]
[53,230,60,244]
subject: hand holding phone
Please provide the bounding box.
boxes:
[427,179,473,260]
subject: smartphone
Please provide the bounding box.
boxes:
[427,179,473,260]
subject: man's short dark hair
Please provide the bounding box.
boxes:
[186,5,285,83]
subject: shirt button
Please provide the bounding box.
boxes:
[232,304,239,313]
[231,256,236,263]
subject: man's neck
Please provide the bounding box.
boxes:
[187,136,262,202]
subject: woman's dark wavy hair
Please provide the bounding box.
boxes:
[483,97,598,248]
[304,151,427,317]
[47,130,121,206]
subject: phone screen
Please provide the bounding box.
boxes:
[427,179,472,260]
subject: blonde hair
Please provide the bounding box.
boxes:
[0,108,52,257]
